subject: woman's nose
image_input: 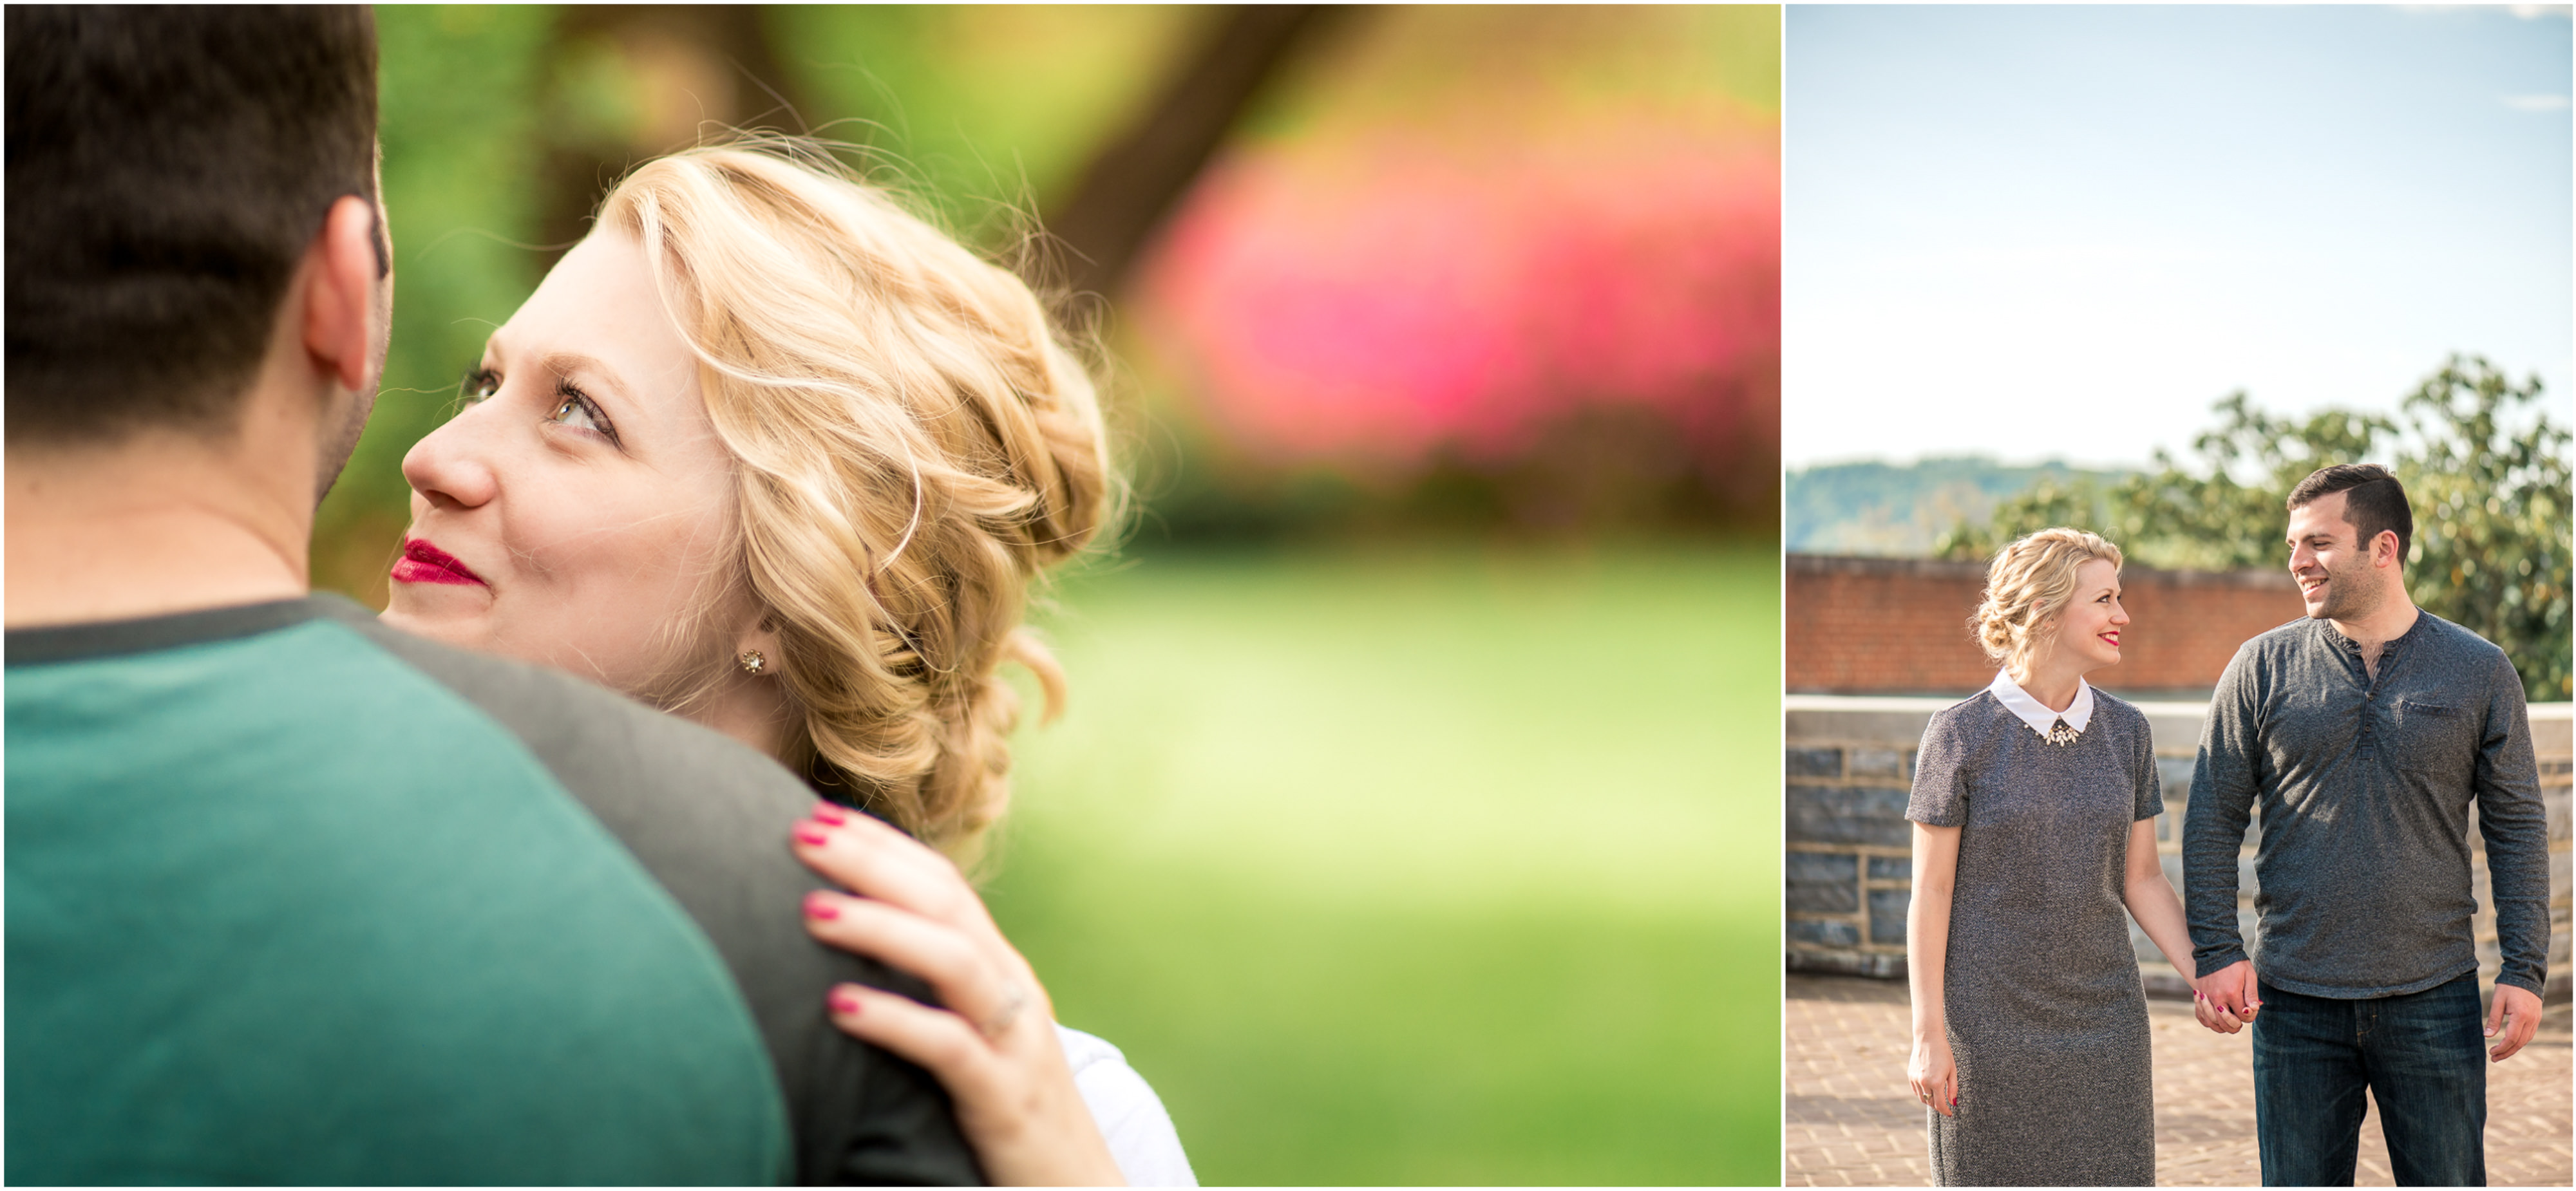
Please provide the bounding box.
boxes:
[401,407,500,511]
[2110,604,2130,626]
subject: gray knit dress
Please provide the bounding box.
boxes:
[1908,688,2163,1186]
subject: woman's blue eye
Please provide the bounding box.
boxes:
[460,368,500,402]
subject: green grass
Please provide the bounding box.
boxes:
[977,541,1781,1185]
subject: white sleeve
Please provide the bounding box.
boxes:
[1055,1024,1197,1187]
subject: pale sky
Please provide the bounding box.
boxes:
[1784,4,2573,470]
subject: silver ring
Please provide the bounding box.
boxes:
[980,983,1028,1038]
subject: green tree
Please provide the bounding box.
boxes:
[1941,356,2570,700]
[2398,359,2571,702]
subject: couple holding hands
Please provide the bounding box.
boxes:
[1906,465,2552,1186]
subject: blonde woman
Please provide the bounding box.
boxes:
[381,143,1186,1185]
[1903,529,2222,1186]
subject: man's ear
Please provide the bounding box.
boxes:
[2373,530,2402,569]
[301,194,382,393]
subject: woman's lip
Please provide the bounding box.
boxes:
[391,538,489,587]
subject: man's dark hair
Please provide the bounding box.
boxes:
[2288,463,2414,565]
[6,6,381,444]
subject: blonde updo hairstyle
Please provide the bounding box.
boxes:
[1970,528,2124,677]
[597,142,1113,863]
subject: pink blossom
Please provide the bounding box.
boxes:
[1139,108,1779,476]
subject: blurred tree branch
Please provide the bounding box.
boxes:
[1042,5,1347,300]
[522,5,1345,301]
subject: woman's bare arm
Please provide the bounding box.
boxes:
[1907,821,1962,1115]
[2121,818,2243,1033]
[2119,818,2195,981]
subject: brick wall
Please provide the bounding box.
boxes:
[1783,697,2576,1000]
[1786,554,2305,695]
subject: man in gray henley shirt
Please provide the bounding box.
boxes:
[2184,463,2549,1187]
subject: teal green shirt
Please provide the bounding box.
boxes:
[8,607,793,1183]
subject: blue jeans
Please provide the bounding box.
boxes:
[2253,972,2486,1186]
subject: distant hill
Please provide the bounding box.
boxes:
[1785,457,2130,556]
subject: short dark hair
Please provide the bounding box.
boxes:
[2288,463,2413,565]
[5,6,381,444]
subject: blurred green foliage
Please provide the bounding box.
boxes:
[764,6,1201,238]
[995,543,1783,1184]
[1940,357,2571,699]
[1237,4,1779,142]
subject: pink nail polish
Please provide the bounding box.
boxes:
[811,803,849,825]
[794,826,829,846]
[804,894,840,921]
[830,990,861,1015]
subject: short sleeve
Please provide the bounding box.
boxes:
[1058,1026,1197,1187]
[1907,711,1971,827]
[2132,716,2164,822]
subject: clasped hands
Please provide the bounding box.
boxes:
[2188,959,2541,1062]
[2189,959,2260,1035]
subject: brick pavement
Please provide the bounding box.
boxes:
[1785,973,2572,1186]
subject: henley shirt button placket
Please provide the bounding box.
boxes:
[2358,651,2378,755]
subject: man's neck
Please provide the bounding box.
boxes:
[2330,588,2420,677]
[6,435,313,630]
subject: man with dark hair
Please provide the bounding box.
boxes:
[2284,463,2416,586]
[5,5,387,455]
[2184,462,2549,1186]
[5,9,977,1184]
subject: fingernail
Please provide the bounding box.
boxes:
[804,893,840,920]
[811,802,848,825]
[793,826,829,846]
[829,989,861,1015]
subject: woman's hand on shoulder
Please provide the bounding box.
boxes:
[1907,1032,1958,1118]
[791,803,1125,1186]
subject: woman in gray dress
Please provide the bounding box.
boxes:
[1902,529,2228,1186]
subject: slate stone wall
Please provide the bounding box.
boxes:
[1785,697,2576,1000]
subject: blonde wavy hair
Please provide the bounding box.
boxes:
[598,142,1113,862]
[1970,528,2124,675]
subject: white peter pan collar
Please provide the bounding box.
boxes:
[1989,671,2094,740]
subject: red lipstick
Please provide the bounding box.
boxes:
[391,538,488,587]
